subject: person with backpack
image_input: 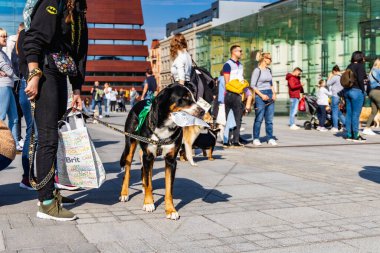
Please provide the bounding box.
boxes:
[363,59,380,136]
[286,67,304,130]
[341,51,367,142]
[251,52,277,146]
[23,0,88,221]
[327,65,345,132]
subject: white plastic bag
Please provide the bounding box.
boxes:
[57,115,105,188]
[216,104,226,125]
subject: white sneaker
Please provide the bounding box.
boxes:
[330,128,339,133]
[268,139,278,146]
[98,115,103,119]
[240,127,245,132]
[289,124,300,130]
[253,139,262,146]
[363,128,376,136]
[318,127,328,132]
[19,138,24,148]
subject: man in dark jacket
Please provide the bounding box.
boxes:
[286,67,304,130]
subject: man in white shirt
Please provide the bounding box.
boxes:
[104,83,112,118]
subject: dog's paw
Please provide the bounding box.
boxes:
[208,157,215,161]
[190,162,198,167]
[143,203,156,212]
[166,211,180,220]
[119,195,129,202]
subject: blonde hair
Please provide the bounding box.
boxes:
[318,79,326,88]
[373,58,380,69]
[0,28,6,35]
[170,33,188,59]
[258,52,271,65]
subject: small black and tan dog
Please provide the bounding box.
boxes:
[119,83,204,220]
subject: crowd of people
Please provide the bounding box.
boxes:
[0,0,379,223]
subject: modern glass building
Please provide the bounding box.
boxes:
[196,0,380,112]
[0,0,24,35]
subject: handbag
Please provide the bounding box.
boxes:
[51,52,78,76]
[57,114,105,188]
[298,97,306,112]
[226,79,249,94]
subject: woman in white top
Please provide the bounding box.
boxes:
[316,80,332,132]
[170,33,192,85]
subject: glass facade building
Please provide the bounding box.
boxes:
[0,0,24,35]
[196,0,380,112]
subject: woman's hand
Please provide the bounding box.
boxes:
[25,76,39,100]
[71,89,82,112]
[261,94,269,101]
[0,71,6,77]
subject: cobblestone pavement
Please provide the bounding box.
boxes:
[2,112,380,252]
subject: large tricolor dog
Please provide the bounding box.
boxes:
[119,83,205,220]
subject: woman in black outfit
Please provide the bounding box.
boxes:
[23,0,88,221]
[344,51,367,142]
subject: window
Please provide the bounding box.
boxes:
[87,23,142,29]
[88,40,143,45]
[87,56,146,61]
[94,23,113,28]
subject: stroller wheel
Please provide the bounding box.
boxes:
[304,121,312,130]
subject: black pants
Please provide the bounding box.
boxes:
[225,92,243,144]
[35,67,67,202]
[110,101,116,112]
[317,105,327,127]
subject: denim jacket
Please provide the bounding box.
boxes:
[369,68,380,90]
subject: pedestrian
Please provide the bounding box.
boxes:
[363,58,380,136]
[223,45,252,148]
[141,69,158,100]
[130,86,138,107]
[82,97,91,114]
[90,81,103,118]
[119,88,126,112]
[0,120,16,171]
[110,87,117,112]
[327,65,345,132]
[251,52,277,146]
[170,33,192,85]
[344,51,367,142]
[286,67,304,130]
[316,80,331,132]
[23,0,88,221]
[0,28,20,151]
[104,83,111,117]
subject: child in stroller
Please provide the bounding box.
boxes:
[303,94,344,130]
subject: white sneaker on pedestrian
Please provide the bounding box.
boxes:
[330,128,339,133]
[19,138,24,148]
[240,127,245,132]
[98,115,103,119]
[363,128,376,136]
[318,127,328,132]
[268,139,278,146]
[253,139,262,146]
[289,124,300,130]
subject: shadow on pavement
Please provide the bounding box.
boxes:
[0,183,37,206]
[70,160,231,211]
[359,166,380,184]
[92,140,120,149]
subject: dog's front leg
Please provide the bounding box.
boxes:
[164,152,180,220]
[142,151,155,212]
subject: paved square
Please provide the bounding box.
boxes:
[2,114,380,252]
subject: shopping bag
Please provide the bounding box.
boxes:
[216,104,227,125]
[57,114,106,188]
[298,97,306,112]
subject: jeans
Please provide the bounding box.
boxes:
[19,78,35,178]
[254,89,275,140]
[104,98,110,115]
[331,96,346,129]
[110,100,116,112]
[35,66,67,202]
[0,155,12,171]
[224,92,243,144]
[317,105,327,127]
[344,88,365,138]
[0,86,19,144]
[91,100,103,115]
[289,98,299,126]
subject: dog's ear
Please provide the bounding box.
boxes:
[184,82,197,98]
[150,86,172,129]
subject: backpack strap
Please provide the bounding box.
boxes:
[371,72,380,84]
[254,68,262,87]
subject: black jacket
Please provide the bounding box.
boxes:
[347,62,367,93]
[23,0,88,90]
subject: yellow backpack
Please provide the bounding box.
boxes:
[226,79,249,94]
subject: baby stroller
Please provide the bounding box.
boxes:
[303,94,337,130]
